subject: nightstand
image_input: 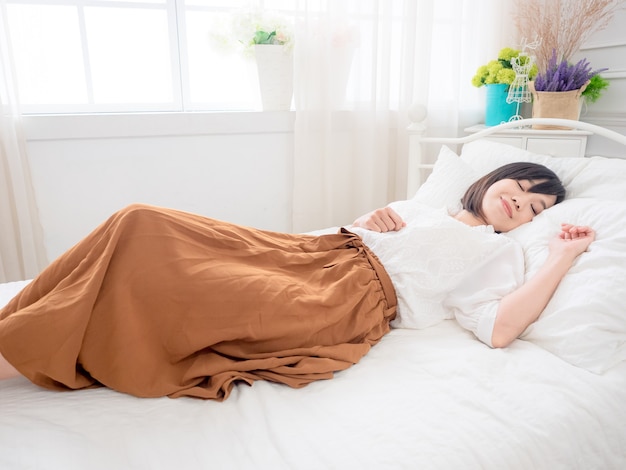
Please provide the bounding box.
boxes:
[464,124,592,157]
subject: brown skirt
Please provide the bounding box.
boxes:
[0,204,396,399]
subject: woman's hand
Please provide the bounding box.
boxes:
[549,223,595,263]
[352,207,406,232]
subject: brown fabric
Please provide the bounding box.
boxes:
[0,204,396,399]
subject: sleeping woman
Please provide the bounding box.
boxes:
[0,162,594,400]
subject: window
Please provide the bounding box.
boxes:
[5,0,294,114]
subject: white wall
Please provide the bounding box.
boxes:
[574,7,626,156]
[23,112,294,261]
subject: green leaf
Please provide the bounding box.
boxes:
[252,30,277,45]
[581,74,610,103]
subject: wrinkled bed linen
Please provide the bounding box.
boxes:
[2,319,625,470]
[0,204,396,399]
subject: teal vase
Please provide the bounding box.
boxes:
[485,84,516,126]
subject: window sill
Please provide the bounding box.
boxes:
[21,111,296,141]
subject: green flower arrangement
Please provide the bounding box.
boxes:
[471,47,538,89]
[582,73,610,103]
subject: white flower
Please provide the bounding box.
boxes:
[209,8,294,57]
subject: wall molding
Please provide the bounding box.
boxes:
[580,39,626,50]
[602,69,626,79]
[582,113,626,129]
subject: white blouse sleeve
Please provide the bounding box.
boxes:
[443,239,525,347]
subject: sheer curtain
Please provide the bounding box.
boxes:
[292,0,515,232]
[0,3,47,282]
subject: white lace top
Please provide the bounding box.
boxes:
[350,200,524,347]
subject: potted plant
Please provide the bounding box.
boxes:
[471,47,538,126]
[210,9,295,110]
[528,49,608,128]
[231,10,293,52]
[210,8,294,54]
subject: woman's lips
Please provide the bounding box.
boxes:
[501,198,512,218]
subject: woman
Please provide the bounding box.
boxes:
[0,162,594,399]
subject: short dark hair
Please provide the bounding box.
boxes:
[461,162,566,221]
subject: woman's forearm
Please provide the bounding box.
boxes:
[491,224,595,348]
[491,254,573,348]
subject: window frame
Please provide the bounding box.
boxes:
[6,0,275,114]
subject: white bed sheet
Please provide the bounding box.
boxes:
[1,281,625,470]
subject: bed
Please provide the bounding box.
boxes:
[1,117,626,469]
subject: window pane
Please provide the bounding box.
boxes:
[7,4,88,105]
[84,7,174,104]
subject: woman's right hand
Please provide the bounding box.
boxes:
[352,207,406,232]
[548,223,595,263]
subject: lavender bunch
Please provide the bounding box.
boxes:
[534,49,606,92]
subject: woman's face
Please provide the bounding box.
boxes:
[481,178,557,232]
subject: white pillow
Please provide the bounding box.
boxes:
[460,139,626,200]
[460,140,589,189]
[506,198,626,373]
[411,145,478,210]
[567,155,626,199]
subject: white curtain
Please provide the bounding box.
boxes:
[0,2,47,282]
[292,0,515,232]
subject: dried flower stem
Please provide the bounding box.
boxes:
[514,0,623,72]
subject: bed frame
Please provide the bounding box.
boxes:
[406,109,626,198]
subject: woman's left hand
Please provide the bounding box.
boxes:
[549,223,595,262]
[492,223,595,348]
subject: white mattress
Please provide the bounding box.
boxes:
[1,280,625,469]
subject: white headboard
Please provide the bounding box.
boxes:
[406,110,626,199]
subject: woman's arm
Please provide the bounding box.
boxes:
[491,224,595,348]
[352,206,406,232]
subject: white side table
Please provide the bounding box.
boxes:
[464,124,592,157]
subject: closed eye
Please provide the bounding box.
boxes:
[517,181,538,215]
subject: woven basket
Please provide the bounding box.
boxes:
[528,81,588,129]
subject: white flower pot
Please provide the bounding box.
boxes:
[254,44,293,111]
